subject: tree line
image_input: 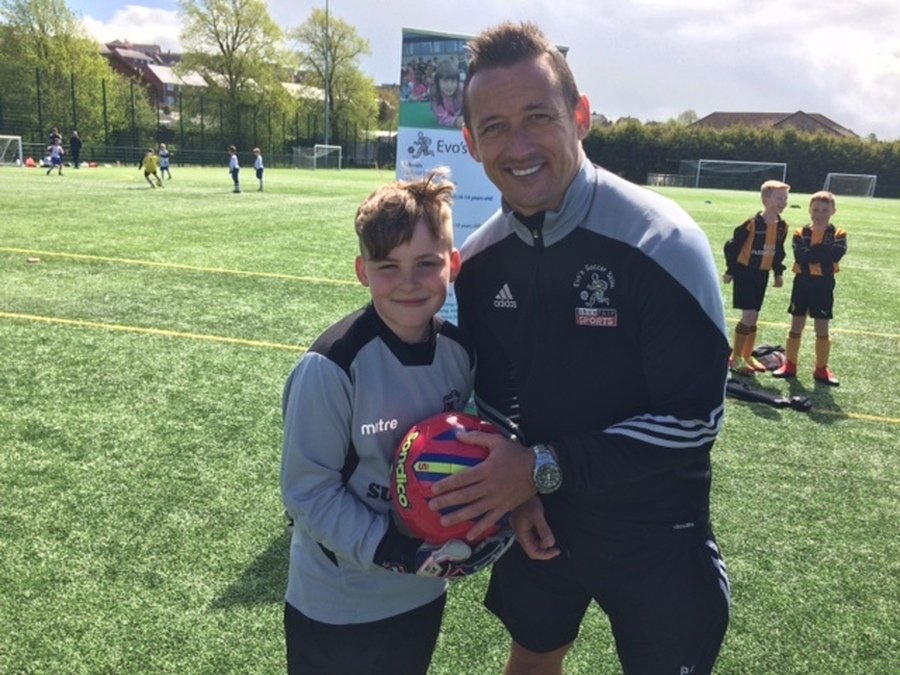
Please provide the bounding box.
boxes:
[0,0,385,157]
[2,0,897,194]
[586,121,900,198]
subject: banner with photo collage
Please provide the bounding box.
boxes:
[395,28,500,324]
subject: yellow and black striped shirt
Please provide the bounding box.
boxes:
[791,224,847,276]
[723,213,788,275]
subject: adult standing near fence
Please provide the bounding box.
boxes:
[228,145,240,193]
[428,21,731,675]
[69,131,83,169]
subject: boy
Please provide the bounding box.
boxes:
[723,179,789,375]
[772,190,847,385]
[252,147,264,191]
[158,143,172,180]
[139,148,163,188]
[228,145,240,193]
[280,170,505,675]
[46,138,64,176]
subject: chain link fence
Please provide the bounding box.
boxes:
[1,71,397,169]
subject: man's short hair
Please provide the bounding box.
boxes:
[355,169,455,260]
[463,21,580,127]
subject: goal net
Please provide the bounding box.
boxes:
[293,144,342,170]
[823,172,877,197]
[682,159,788,191]
[0,135,24,167]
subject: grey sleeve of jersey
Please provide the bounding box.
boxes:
[280,353,388,571]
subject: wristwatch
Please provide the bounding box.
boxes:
[532,444,562,494]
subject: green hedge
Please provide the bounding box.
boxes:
[583,123,900,197]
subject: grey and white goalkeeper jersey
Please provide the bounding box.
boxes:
[281,303,475,624]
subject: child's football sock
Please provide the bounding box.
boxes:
[741,326,767,371]
[785,332,801,365]
[731,322,752,363]
[813,336,839,385]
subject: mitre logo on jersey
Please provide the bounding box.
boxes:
[573,264,618,327]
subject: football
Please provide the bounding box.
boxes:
[391,411,502,545]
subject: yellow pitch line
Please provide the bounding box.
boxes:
[831,411,900,425]
[4,311,899,426]
[728,317,899,340]
[1,247,357,286]
[729,399,900,425]
[0,311,306,353]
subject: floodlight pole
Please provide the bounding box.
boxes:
[324,0,331,146]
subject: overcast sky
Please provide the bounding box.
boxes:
[67,0,900,141]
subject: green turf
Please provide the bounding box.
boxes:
[1,166,898,674]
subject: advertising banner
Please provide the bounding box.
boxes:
[396,28,500,323]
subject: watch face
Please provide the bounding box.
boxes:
[536,463,562,493]
[533,445,562,494]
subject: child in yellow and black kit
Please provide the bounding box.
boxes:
[772,190,847,385]
[723,180,789,375]
[140,148,163,188]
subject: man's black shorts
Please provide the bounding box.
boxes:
[484,525,730,674]
[284,593,445,675]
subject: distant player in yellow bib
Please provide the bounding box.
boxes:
[140,148,163,188]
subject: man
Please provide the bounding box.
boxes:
[428,22,731,675]
[69,131,83,169]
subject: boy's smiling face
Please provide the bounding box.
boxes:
[355,218,460,343]
[763,188,789,215]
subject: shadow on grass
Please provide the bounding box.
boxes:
[210,528,290,608]
[787,376,845,424]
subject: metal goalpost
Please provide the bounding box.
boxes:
[293,144,342,170]
[823,172,877,197]
[0,135,24,167]
[694,159,788,190]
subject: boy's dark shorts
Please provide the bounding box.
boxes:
[485,525,730,674]
[284,593,445,675]
[731,267,770,310]
[788,274,835,319]
[256,167,264,180]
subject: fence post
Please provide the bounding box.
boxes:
[179,90,184,158]
[130,80,137,148]
[35,69,44,144]
[70,72,78,131]
[200,95,205,156]
[102,79,109,147]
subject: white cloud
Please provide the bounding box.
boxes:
[81,6,181,52]
[77,0,900,139]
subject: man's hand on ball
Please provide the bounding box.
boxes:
[428,432,535,541]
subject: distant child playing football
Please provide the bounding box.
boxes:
[280,169,503,674]
[139,148,163,188]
